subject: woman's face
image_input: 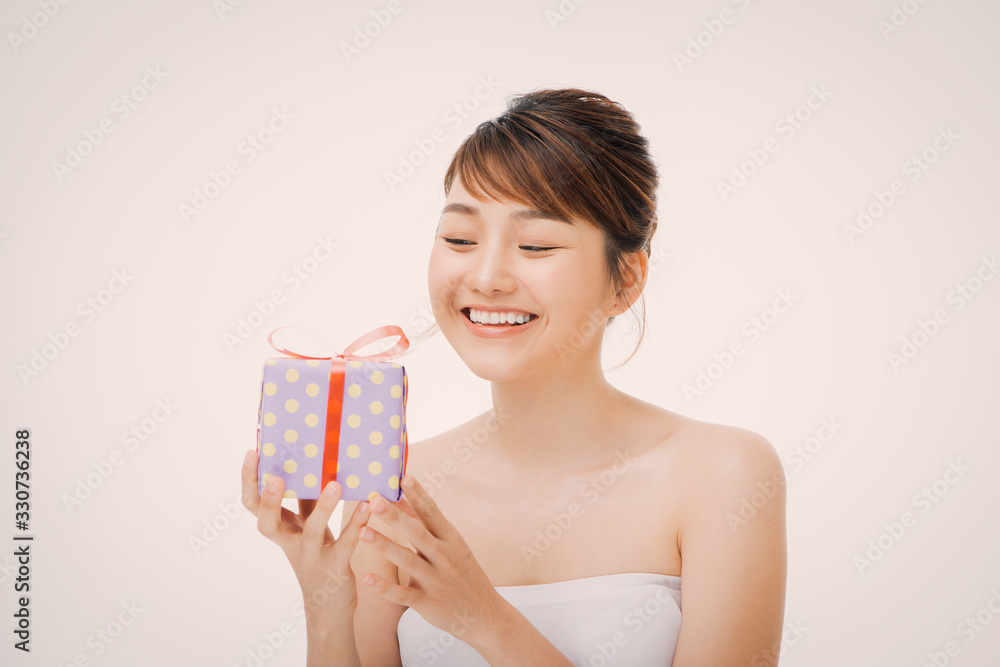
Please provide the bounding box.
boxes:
[427,174,620,382]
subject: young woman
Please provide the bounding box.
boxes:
[241,88,787,666]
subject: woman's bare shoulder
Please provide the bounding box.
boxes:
[635,402,782,493]
[648,410,785,530]
[660,409,775,451]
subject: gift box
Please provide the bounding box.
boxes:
[256,325,409,501]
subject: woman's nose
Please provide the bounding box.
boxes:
[466,242,516,294]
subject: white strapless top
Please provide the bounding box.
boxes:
[397,572,682,666]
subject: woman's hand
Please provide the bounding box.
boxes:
[240,449,371,629]
[357,475,514,651]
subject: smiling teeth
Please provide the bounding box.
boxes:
[468,309,536,325]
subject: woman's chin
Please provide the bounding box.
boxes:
[462,357,530,383]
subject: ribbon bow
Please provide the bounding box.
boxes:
[266,325,409,361]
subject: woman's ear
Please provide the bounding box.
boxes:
[612,249,648,315]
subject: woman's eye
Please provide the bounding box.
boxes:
[442,238,557,253]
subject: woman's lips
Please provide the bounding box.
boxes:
[460,308,539,338]
[461,308,536,326]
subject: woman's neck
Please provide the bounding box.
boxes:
[485,367,635,474]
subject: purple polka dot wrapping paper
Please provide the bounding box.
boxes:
[256,357,408,501]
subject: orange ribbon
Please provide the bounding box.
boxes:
[266,325,410,360]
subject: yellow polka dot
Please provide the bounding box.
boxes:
[305,383,320,397]
[262,472,273,484]
[285,399,299,413]
[389,445,400,459]
[347,384,361,398]
[389,415,400,429]
[303,474,317,488]
[306,360,321,367]
[370,401,383,415]
[369,431,383,445]
[347,444,360,458]
[348,360,362,368]
[369,461,382,475]
[285,368,299,382]
[284,459,297,473]
[263,442,276,457]
[346,475,360,488]
[284,429,298,443]
[390,363,401,369]
[305,413,319,427]
[283,490,297,498]
[400,430,405,443]
[263,413,276,426]
[264,382,277,396]
[389,475,399,490]
[347,414,361,428]
[368,491,380,500]
[266,359,277,366]
[390,384,402,399]
[304,444,318,457]
[370,370,384,384]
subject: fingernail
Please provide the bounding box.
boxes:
[402,476,415,490]
[244,450,254,466]
[321,482,337,499]
[266,477,280,493]
[358,502,370,516]
[370,496,385,513]
[359,526,374,542]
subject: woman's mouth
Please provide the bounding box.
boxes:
[461,308,537,327]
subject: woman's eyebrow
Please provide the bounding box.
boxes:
[440,201,574,225]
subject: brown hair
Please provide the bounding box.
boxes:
[421,87,659,367]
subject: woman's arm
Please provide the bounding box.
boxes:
[456,599,576,666]
[240,450,368,667]
[340,500,408,667]
[670,428,788,666]
[357,477,576,666]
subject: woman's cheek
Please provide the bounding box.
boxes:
[427,253,457,311]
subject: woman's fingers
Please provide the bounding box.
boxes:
[367,494,440,559]
[361,571,421,608]
[257,474,295,547]
[245,449,364,555]
[300,482,342,549]
[392,495,421,522]
[241,449,261,516]
[359,523,433,581]
[333,499,371,563]
[399,475,454,540]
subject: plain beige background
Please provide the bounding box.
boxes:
[1,0,998,665]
